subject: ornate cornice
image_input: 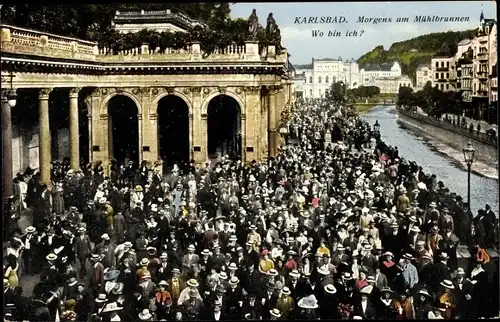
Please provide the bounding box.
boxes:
[69,87,80,98]
[1,55,287,77]
[39,88,52,99]
[190,86,202,94]
[267,85,282,95]
[91,88,101,97]
[217,86,227,94]
[243,86,260,93]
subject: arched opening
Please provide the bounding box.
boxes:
[78,98,90,167]
[107,95,139,166]
[48,88,69,162]
[207,95,242,160]
[157,95,190,171]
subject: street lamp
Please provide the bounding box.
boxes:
[463,141,475,218]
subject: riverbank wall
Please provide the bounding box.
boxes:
[396,107,498,168]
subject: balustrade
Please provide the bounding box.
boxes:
[1,24,285,63]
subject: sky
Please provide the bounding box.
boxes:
[230,2,497,65]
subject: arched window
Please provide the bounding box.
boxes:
[309,89,313,96]
[325,76,329,83]
[318,76,322,83]
[309,76,313,83]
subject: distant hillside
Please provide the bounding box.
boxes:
[357,29,477,81]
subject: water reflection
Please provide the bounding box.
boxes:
[362,105,499,215]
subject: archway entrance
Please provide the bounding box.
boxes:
[157,95,190,171]
[107,95,139,166]
[207,95,242,160]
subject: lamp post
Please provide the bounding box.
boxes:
[1,71,17,240]
[463,141,475,237]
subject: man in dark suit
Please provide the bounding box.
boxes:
[431,252,451,292]
[240,264,261,296]
[202,298,230,321]
[241,293,263,320]
[353,286,377,319]
[88,254,104,297]
[183,289,204,320]
[453,267,476,318]
[360,245,378,274]
[258,282,278,320]
[225,277,244,319]
[74,227,93,277]
[202,223,218,249]
[374,268,389,289]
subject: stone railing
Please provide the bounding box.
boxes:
[397,106,498,148]
[1,25,286,63]
[1,24,98,59]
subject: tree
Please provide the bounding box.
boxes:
[0,4,234,41]
[326,81,347,104]
[397,86,414,108]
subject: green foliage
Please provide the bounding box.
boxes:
[0,4,278,55]
[357,29,477,82]
[326,81,347,104]
[348,86,381,100]
[397,81,465,118]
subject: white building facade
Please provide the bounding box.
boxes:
[415,65,432,90]
[295,58,360,99]
[430,12,497,107]
[431,56,456,91]
[359,62,402,87]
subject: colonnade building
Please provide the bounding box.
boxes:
[0,23,294,203]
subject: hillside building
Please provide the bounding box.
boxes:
[372,75,413,94]
[431,56,456,91]
[430,11,497,119]
[294,58,360,99]
[456,46,474,102]
[415,65,432,90]
[359,62,402,86]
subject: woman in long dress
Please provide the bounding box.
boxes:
[52,182,65,216]
[5,238,23,287]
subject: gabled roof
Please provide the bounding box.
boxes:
[457,38,471,46]
[362,62,394,71]
[294,64,313,69]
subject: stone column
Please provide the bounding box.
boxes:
[88,89,106,167]
[260,87,269,160]
[191,87,205,164]
[267,86,278,158]
[243,86,261,162]
[39,88,52,185]
[138,87,156,166]
[2,89,14,209]
[69,88,80,170]
[137,113,143,164]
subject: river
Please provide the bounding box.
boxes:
[362,105,499,216]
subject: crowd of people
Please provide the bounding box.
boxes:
[3,98,499,321]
